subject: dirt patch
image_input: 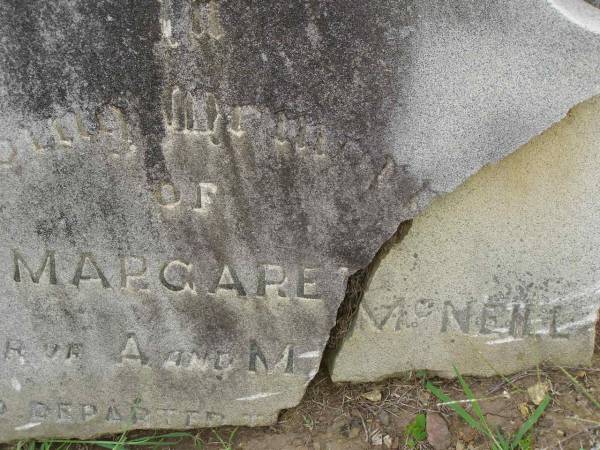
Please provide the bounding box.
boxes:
[170,354,600,450]
[50,332,600,449]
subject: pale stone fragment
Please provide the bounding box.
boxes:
[331,96,600,381]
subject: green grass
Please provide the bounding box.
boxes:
[425,366,551,450]
[558,366,600,410]
[15,431,195,450]
[13,397,239,450]
[14,427,239,450]
[404,413,427,448]
[209,428,238,450]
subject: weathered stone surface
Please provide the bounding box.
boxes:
[331,96,600,382]
[0,0,599,441]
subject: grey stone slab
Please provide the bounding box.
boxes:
[330,96,600,382]
[0,0,599,441]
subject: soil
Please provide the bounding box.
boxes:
[108,332,600,450]
[184,356,600,450]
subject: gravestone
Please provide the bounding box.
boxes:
[0,0,600,441]
[330,95,600,382]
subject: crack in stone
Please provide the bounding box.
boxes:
[323,219,413,361]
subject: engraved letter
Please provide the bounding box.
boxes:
[53,120,73,148]
[256,264,287,298]
[509,303,531,337]
[44,343,59,359]
[249,340,268,372]
[273,344,294,374]
[157,408,177,425]
[72,253,110,288]
[82,404,97,421]
[66,343,83,360]
[170,87,195,131]
[130,403,149,423]
[120,333,145,366]
[297,267,320,299]
[206,411,225,426]
[106,406,122,422]
[5,340,24,363]
[186,410,202,427]
[154,181,181,207]
[193,183,217,214]
[58,403,73,422]
[191,0,224,40]
[31,402,48,421]
[549,306,569,338]
[160,259,194,292]
[441,301,473,333]
[13,249,57,284]
[479,303,502,334]
[249,341,293,374]
[212,265,246,296]
[120,256,148,290]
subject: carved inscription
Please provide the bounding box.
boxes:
[120,334,145,367]
[12,249,327,301]
[161,88,333,161]
[248,341,293,374]
[0,106,134,167]
[153,180,218,215]
[160,0,224,48]
[0,331,322,386]
[5,399,248,429]
[361,295,579,341]
[25,400,146,425]
[191,0,224,40]
[3,340,83,366]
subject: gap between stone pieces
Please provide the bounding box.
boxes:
[321,219,413,369]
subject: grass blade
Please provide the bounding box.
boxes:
[510,394,551,449]
[452,366,503,448]
[94,444,118,450]
[558,366,600,409]
[453,366,484,421]
[426,381,484,433]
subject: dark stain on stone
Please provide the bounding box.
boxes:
[217,0,411,141]
[0,0,168,184]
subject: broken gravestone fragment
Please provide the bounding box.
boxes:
[0,0,600,441]
[330,95,600,382]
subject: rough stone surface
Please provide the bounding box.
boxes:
[330,96,600,382]
[427,413,452,450]
[587,0,600,9]
[0,0,600,441]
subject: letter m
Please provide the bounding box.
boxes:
[13,250,57,284]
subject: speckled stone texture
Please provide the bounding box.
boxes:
[330,96,600,382]
[0,0,599,441]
